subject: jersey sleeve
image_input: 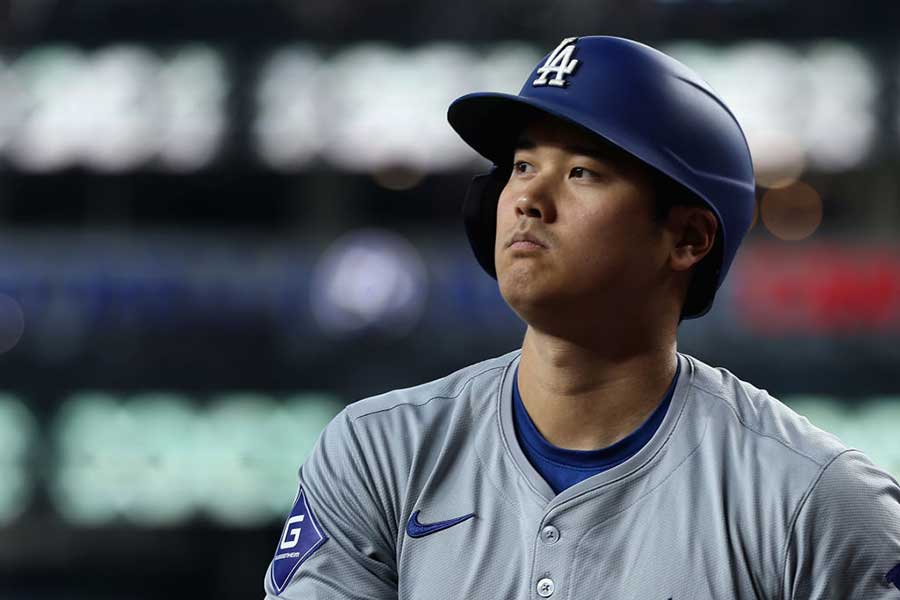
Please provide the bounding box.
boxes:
[263,408,399,599]
[782,449,900,599]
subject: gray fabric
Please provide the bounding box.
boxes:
[264,350,900,599]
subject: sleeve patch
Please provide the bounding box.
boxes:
[270,486,328,594]
[887,563,900,590]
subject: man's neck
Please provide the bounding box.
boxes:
[517,326,678,451]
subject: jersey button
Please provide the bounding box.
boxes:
[540,525,560,544]
[536,577,555,597]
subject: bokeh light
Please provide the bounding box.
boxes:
[51,391,342,527]
[664,40,876,178]
[51,393,197,527]
[0,40,883,174]
[372,166,427,190]
[7,45,88,171]
[52,393,133,525]
[749,130,806,188]
[321,43,472,171]
[4,44,227,173]
[760,181,823,241]
[0,395,37,525]
[842,397,900,477]
[803,41,876,171]
[194,393,342,527]
[311,229,428,338]
[0,59,27,153]
[78,45,160,172]
[157,44,228,171]
[787,396,900,477]
[119,394,199,526]
[253,46,323,171]
[784,395,851,438]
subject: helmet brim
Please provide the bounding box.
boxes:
[448,91,621,167]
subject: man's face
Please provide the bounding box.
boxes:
[494,115,670,326]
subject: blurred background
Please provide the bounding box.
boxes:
[0,0,899,597]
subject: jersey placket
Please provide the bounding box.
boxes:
[530,508,573,598]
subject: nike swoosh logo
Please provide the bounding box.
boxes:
[887,562,900,590]
[406,510,476,538]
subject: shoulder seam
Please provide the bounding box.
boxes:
[349,364,508,422]
[777,448,860,600]
[688,379,828,467]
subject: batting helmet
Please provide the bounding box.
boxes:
[447,36,756,319]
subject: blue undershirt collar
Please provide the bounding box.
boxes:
[512,359,680,494]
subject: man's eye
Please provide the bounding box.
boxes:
[570,167,589,178]
[513,161,532,174]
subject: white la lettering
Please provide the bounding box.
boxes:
[533,37,580,87]
[279,515,305,549]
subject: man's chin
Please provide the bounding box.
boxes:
[500,286,570,324]
[500,283,625,332]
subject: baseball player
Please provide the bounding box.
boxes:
[264,36,900,599]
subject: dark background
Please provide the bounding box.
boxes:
[0,1,899,598]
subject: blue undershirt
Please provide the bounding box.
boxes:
[512,360,680,495]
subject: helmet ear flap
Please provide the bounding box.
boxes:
[462,165,510,279]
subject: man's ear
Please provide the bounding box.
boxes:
[668,206,718,273]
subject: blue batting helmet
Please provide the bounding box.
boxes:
[447,36,756,319]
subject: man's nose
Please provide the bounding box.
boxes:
[515,176,556,222]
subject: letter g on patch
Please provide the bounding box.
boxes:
[270,486,328,594]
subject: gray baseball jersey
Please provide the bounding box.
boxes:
[264,350,900,599]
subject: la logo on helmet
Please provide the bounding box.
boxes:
[533,37,580,87]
